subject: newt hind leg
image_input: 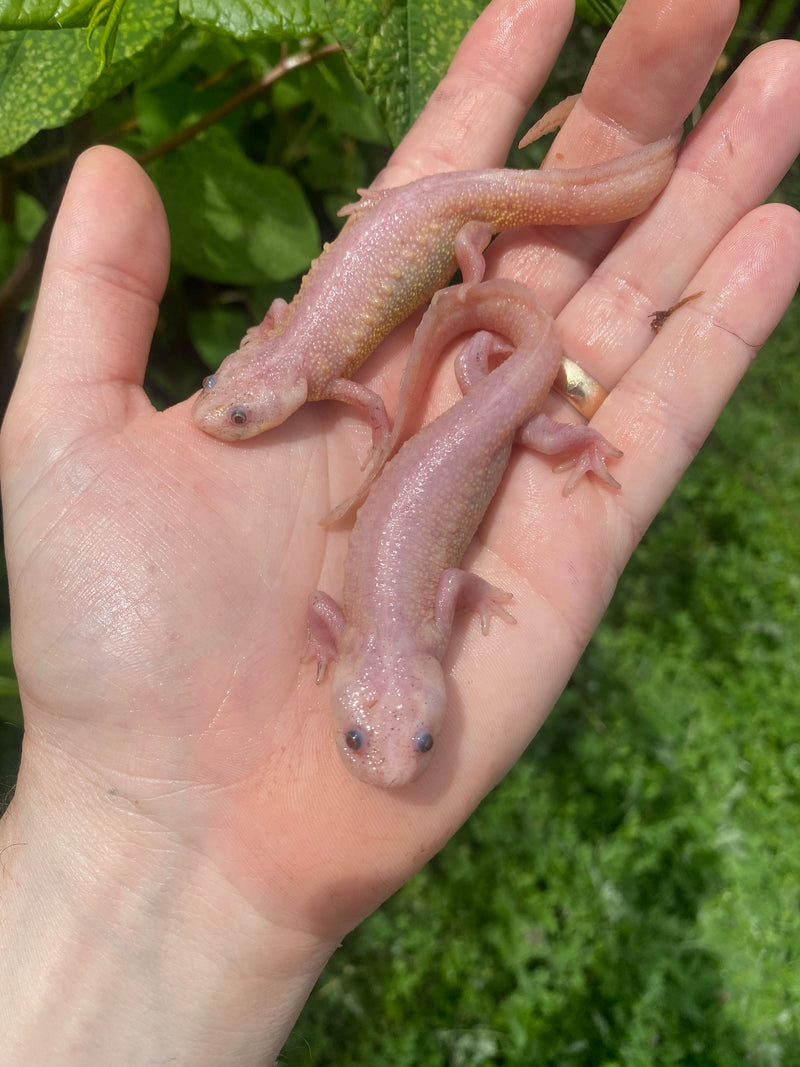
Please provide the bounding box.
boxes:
[517,412,622,493]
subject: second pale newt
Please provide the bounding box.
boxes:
[307,277,621,788]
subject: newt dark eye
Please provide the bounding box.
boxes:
[344,729,363,751]
[201,374,217,390]
[230,407,248,426]
[415,732,434,754]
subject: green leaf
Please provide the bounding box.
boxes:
[148,125,320,284]
[75,17,187,116]
[0,0,178,156]
[0,190,46,284]
[0,0,155,66]
[0,0,95,29]
[133,79,208,144]
[294,49,387,144]
[85,0,128,68]
[0,219,16,283]
[325,0,485,144]
[0,628,20,727]
[188,306,250,370]
[16,190,46,240]
[0,676,20,698]
[575,0,623,26]
[0,689,22,727]
[0,31,96,154]
[178,0,329,40]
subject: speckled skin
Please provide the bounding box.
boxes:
[191,126,678,442]
[307,279,622,788]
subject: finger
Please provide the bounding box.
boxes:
[2,146,170,462]
[602,203,800,545]
[488,0,739,294]
[572,0,738,150]
[379,0,574,186]
[558,39,800,390]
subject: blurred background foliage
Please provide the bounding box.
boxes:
[1,0,799,1062]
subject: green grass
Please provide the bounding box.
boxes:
[282,292,800,1065]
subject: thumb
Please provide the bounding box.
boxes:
[1,146,170,476]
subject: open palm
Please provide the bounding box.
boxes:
[2,0,799,954]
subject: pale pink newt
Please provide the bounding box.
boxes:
[192,99,678,445]
[307,277,621,788]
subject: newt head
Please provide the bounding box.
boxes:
[192,345,308,440]
[331,652,446,789]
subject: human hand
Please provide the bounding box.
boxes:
[1,0,798,1061]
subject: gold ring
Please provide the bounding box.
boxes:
[553,357,608,420]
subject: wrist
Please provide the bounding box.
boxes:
[0,736,334,1066]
